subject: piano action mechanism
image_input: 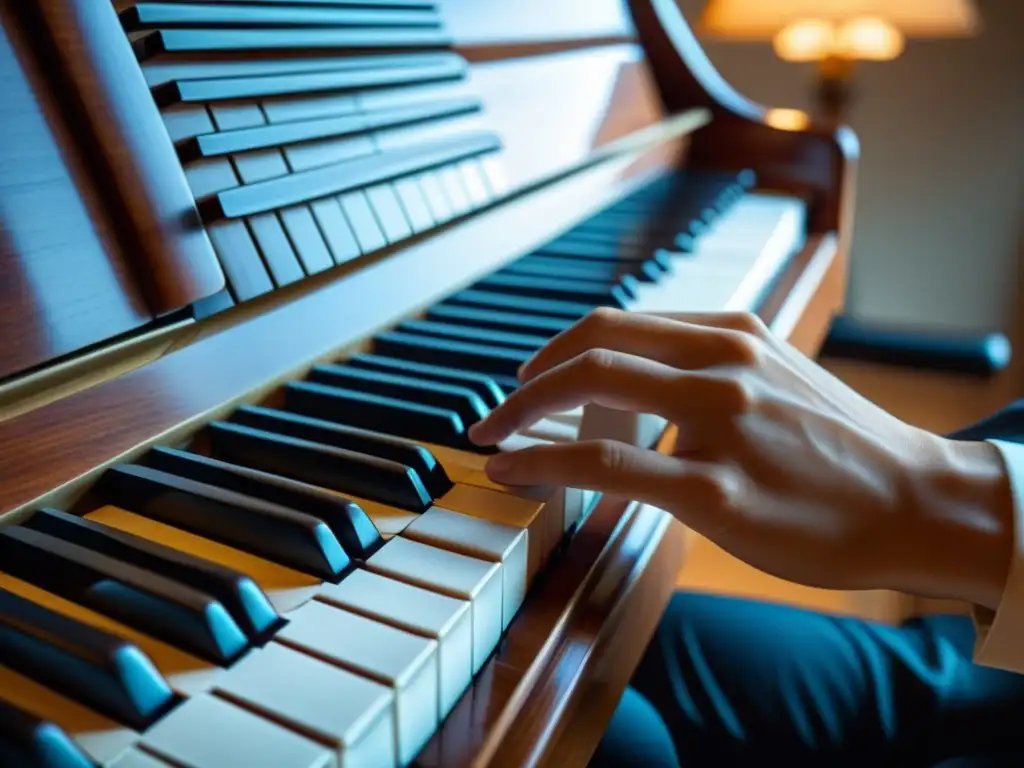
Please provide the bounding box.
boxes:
[0,0,857,765]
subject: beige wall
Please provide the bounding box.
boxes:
[677,0,1024,334]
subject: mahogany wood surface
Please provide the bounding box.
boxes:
[19,0,224,316]
[0,2,855,766]
[0,3,156,382]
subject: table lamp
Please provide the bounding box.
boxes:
[696,0,981,123]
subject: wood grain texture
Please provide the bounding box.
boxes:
[0,4,855,765]
[17,0,224,315]
[0,4,155,382]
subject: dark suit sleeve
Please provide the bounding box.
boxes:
[947,399,1024,444]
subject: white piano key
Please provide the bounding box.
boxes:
[0,665,138,766]
[435,483,555,585]
[402,506,528,629]
[364,537,502,675]
[317,568,472,718]
[521,417,578,443]
[108,749,174,768]
[142,694,335,768]
[588,194,806,448]
[214,642,396,768]
[547,406,584,427]
[277,600,438,765]
[577,408,667,451]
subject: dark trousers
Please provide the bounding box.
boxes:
[591,593,1024,767]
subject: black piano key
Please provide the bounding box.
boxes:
[347,353,506,409]
[308,364,488,426]
[426,303,574,337]
[397,319,547,351]
[444,289,595,320]
[492,373,522,394]
[503,255,659,284]
[0,526,247,665]
[537,236,666,262]
[141,447,383,561]
[231,405,451,500]
[201,132,502,220]
[25,507,280,642]
[209,420,432,513]
[373,330,532,378]
[285,380,475,451]
[0,698,96,768]
[135,27,452,61]
[471,273,630,308]
[122,4,440,31]
[156,55,465,107]
[96,464,351,582]
[0,586,175,730]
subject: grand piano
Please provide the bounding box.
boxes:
[0,1,857,766]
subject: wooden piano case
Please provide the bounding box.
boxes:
[0,0,857,765]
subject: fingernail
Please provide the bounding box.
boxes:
[486,452,514,478]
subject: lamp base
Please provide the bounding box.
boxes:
[815,56,856,125]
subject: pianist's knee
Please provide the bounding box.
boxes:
[589,686,679,767]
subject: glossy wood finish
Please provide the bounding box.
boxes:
[19,0,224,317]
[0,4,156,382]
[0,2,855,765]
[628,0,859,243]
[0,134,692,520]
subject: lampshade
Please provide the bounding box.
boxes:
[699,0,979,62]
[699,0,981,39]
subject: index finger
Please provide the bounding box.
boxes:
[483,440,731,528]
[518,308,745,383]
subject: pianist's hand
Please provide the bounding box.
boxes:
[468,308,1013,611]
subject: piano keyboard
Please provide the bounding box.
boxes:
[1,168,806,768]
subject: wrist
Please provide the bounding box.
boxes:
[895,436,1014,612]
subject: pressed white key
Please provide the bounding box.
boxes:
[577,408,667,451]
[142,694,334,768]
[365,537,502,675]
[547,407,584,427]
[0,665,138,766]
[108,749,175,767]
[436,483,554,583]
[318,568,472,717]
[0,574,223,698]
[88,506,322,614]
[521,417,578,443]
[215,643,396,768]
[277,600,438,765]
[403,507,528,629]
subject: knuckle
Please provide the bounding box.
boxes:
[577,347,617,376]
[716,373,758,414]
[721,330,765,367]
[587,439,631,475]
[725,311,768,337]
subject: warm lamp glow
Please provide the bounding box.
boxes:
[764,108,811,131]
[773,16,905,62]
[700,0,979,61]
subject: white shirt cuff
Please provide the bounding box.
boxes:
[972,439,1024,672]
